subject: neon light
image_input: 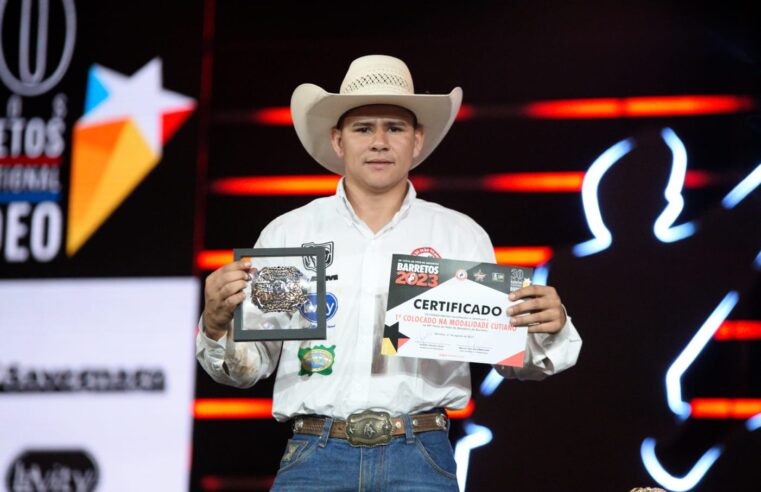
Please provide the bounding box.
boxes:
[654,128,695,243]
[640,437,723,491]
[713,320,761,341]
[479,369,504,396]
[446,400,475,419]
[690,398,761,419]
[197,250,233,270]
[193,398,473,420]
[747,413,761,431]
[573,138,634,256]
[493,246,553,266]
[251,107,292,125]
[198,247,553,270]
[524,95,754,119]
[454,422,493,492]
[721,163,761,209]
[194,398,273,419]
[212,175,340,195]
[665,291,739,420]
[533,264,549,286]
[755,251,761,270]
[482,172,584,192]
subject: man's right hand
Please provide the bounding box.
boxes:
[203,259,253,340]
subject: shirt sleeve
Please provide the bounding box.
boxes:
[195,317,282,388]
[494,314,582,381]
[194,219,286,388]
[471,226,583,381]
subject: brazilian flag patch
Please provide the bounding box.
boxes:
[298,344,336,376]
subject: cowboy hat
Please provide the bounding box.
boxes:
[290,55,462,175]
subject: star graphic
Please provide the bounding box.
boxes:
[79,58,195,155]
[474,270,486,282]
[384,322,402,349]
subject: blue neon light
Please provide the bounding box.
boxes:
[573,138,634,257]
[640,437,723,491]
[654,128,696,243]
[747,412,761,432]
[722,163,761,209]
[533,264,549,286]
[755,250,761,271]
[454,422,493,492]
[479,368,503,396]
[665,291,739,420]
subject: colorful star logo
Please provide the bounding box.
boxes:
[66,58,195,256]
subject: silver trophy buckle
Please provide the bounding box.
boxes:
[345,410,393,447]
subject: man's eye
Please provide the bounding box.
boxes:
[355,127,370,133]
[389,126,403,132]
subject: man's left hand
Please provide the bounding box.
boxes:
[507,285,567,334]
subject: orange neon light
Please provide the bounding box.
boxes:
[713,320,761,341]
[212,175,341,195]
[523,95,755,119]
[446,400,475,419]
[193,398,473,420]
[482,172,585,192]
[197,247,553,271]
[194,398,273,419]
[494,247,553,266]
[212,171,714,197]
[690,398,761,419]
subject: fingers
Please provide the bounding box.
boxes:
[507,284,566,334]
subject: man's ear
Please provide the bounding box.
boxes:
[412,125,425,159]
[330,127,344,158]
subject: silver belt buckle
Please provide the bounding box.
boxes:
[346,410,393,447]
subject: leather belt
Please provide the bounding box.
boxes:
[292,410,448,447]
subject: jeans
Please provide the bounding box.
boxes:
[270,415,460,491]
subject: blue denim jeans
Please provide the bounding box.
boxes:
[270,415,459,491]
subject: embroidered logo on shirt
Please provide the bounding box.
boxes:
[473,270,486,282]
[298,345,336,376]
[299,292,338,326]
[410,246,441,258]
[302,241,334,271]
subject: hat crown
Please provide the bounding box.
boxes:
[339,55,414,96]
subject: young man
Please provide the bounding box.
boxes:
[197,55,582,490]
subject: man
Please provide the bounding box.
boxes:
[197,55,582,491]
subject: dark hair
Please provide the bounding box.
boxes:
[335,105,419,130]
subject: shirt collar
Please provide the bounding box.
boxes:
[335,177,417,234]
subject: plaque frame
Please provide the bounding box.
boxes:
[233,247,326,341]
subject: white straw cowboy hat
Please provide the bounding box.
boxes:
[290,55,463,175]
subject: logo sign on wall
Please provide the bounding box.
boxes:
[0,278,199,492]
[0,0,196,267]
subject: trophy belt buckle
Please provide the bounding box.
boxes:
[345,410,393,447]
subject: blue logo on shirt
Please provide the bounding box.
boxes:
[299,292,338,324]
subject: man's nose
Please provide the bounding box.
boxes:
[370,129,390,151]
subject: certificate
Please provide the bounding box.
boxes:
[382,255,533,367]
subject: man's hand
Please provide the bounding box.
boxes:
[203,259,253,340]
[507,285,567,334]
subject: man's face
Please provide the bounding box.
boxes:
[330,104,424,195]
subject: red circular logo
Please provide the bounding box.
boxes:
[411,247,441,258]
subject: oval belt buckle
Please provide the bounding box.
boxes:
[346,410,393,447]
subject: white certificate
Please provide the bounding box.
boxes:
[382,255,533,367]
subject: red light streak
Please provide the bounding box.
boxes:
[523,95,755,119]
[713,320,761,341]
[211,171,714,197]
[483,172,585,192]
[690,398,761,419]
[494,247,553,266]
[194,398,473,420]
[197,247,553,271]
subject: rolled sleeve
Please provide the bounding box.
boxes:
[495,315,582,381]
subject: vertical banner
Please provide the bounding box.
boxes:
[0,278,199,491]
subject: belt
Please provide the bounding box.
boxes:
[292,410,448,447]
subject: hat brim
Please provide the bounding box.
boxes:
[291,83,463,175]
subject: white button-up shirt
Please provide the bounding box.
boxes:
[196,179,582,421]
